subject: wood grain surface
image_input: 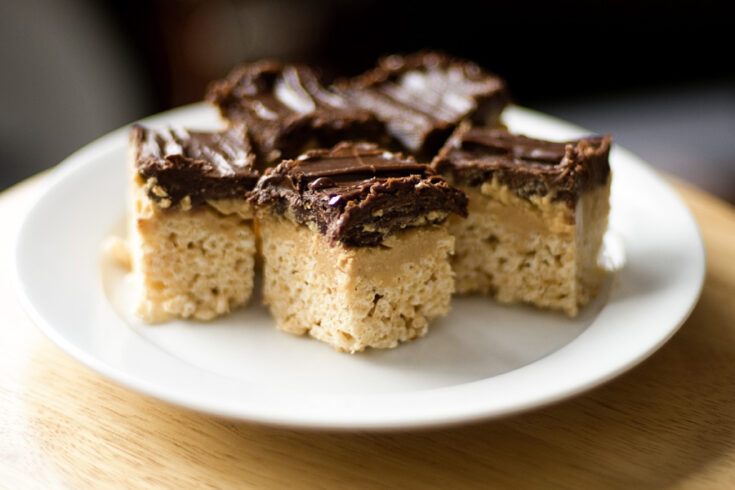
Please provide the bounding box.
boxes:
[2,173,734,489]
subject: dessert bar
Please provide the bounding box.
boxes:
[121,51,613,348]
[432,123,611,316]
[206,61,388,166]
[336,52,509,159]
[129,125,259,322]
[251,142,467,352]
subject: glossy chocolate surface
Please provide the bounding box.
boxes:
[336,52,510,158]
[432,123,611,207]
[206,61,388,165]
[252,142,468,246]
[132,124,259,207]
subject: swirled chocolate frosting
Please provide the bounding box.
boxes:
[206,61,388,165]
[252,142,468,246]
[432,122,611,207]
[335,52,510,159]
[132,124,259,207]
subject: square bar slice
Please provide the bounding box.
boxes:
[129,124,259,322]
[206,61,388,166]
[251,142,468,352]
[432,123,612,316]
[335,51,510,159]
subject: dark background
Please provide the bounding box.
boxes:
[1,0,733,200]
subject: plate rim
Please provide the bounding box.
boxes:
[11,104,706,430]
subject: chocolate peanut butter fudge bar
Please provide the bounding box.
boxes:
[129,125,259,322]
[251,142,467,352]
[206,61,387,166]
[336,52,510,159]
[432,123,611,316]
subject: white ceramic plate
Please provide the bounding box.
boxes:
[13,104,705,430]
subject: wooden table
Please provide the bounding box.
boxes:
[2,174,734,489]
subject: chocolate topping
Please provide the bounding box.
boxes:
[336,52,510,158]
[252,142,468,247]
[132,124,259,207]
[432,122,611,207]
[206,61,388,166]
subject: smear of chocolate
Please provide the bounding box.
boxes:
[132,124,259,207]
[432,122,611,207]
[335,51,510,159]
[206,61,388,167]
[252,142,468,246]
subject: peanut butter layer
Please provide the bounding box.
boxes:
[131,125,258,208]
[336,52,510,158]
[251,142,468,247]
[259,213,455,352]
[432,122,611,207]
[206,61,388,165]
